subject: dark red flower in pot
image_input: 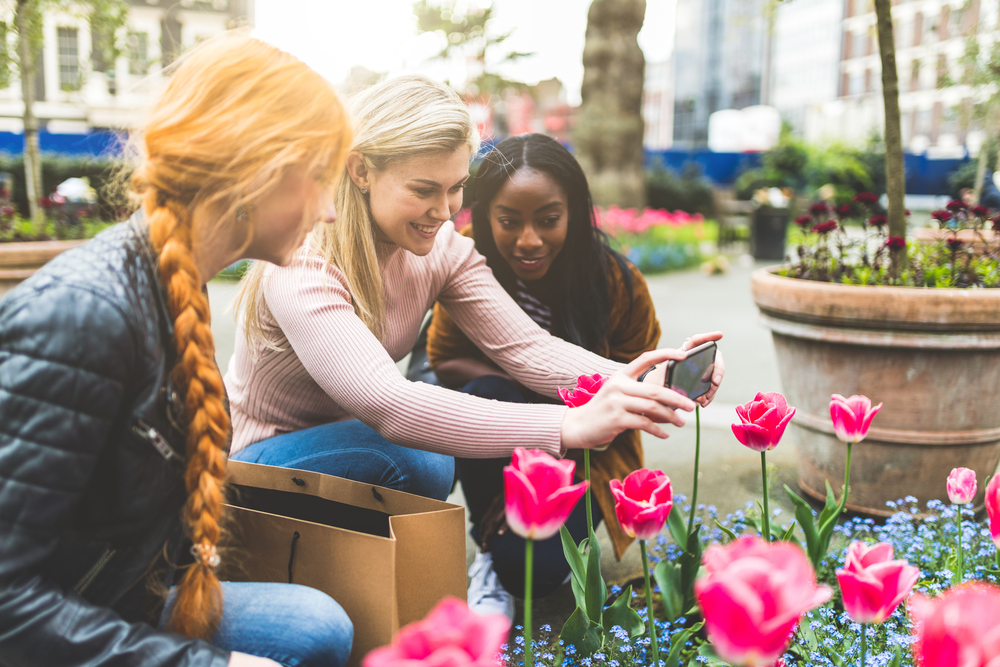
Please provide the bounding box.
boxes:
[886,236,906,250]
[947,237,965,252]
[813,220,838,234]
[946,199,967,212]
[854,192,878,205]
[868,214,887,228]
[794,214,812,227]
[971,205,990,218]
[809,201,830,215]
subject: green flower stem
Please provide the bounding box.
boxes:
[687,406,701,537]
[761,451,770,541]
[840,441,854,513]
[861,624,867,666]
[995,546,999,570]
[956,504,964,583]
[640,540,660,667]
[584,450,593,539]
[525,538,534,667]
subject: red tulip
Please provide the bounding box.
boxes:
[695,536,832,666]
[987,475,1000,549]
[557,373,607,408]
[609,469,673,541]
[836,541,919,623]
[363,596,509,667]
[909,584,1000,667]
[503,448,589,540]
[947,467,978,505]
[829,394,882,444]
[731,392,796,452]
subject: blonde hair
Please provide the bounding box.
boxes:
[239,74,479,343]
[131,32,350,640]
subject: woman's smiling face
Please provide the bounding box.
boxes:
[489,168,569,282]
[364,147,471,256]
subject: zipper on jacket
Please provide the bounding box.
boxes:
[72,547,116,595]
[132,418,184,463]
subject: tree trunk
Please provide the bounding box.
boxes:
[874,0,905,263]
[875,0,906,236]
[16,0,42,226]
[575,0,646,209]
[973,135,988,205]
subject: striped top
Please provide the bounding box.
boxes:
[513,280,552,330]
[224,222,623,458]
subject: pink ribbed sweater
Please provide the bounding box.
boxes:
[225,223,623,458]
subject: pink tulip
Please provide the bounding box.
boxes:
[695,536,832,666]
[363,596,509,667]
[503,448,589,541]
[909,584,1000,667]
[947,467,978,505]
[829,394,882,444]
[836,541,919,623]
[557,373,607,408]
[987,475,1000,549]
[731,392,796,452]
[609,469,674,541]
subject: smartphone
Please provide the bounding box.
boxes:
[665,341,717,400]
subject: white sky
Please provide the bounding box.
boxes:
[251,0,675,106]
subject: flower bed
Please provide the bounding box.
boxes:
[594,206,715,275]
[494,496,999,667]
[368,384,1000,667]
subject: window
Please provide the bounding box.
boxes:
[849,72,865,96]
[852,31,869,59]
[897,20,913,48]
[916,108,933,135]
[58,27,80,91]
[128,32,149,75]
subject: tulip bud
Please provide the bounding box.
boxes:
[947,467,977,505]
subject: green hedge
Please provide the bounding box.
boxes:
[0,153,131,220]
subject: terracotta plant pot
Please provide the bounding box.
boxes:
[0,239,86,297]
[751,267,1000,516]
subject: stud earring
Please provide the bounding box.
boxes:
[236,204,254,222]
[360,187,369,195]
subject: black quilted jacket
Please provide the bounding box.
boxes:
[0,215,230,667]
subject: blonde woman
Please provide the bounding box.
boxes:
[0,36,354,667]
[227,74,723,503]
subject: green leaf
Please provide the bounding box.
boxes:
[786,484,821,567]
[602,585,645,639]
[667,503,688,546]
[560,526,588,610]
[714,519,738,541]
[780,520,800,544]
[653,560,685,623]
[695,639,730,665]
[584,526,606,624]
[887,644,904,667]
[664,621,703,667]
[558,606,604,657]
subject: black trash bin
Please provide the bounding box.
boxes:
[750,206,790,261]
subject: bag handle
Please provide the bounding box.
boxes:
[287,531,300,584]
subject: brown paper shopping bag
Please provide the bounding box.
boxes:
[223,460,467,666]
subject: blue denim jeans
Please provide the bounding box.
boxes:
[230,419,455,501]
[160,582,352,667]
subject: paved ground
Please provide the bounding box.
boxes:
[207,254,803,627]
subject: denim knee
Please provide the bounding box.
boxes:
[288,585,354,667]
[405,450,455,501]
[461,375,526,403]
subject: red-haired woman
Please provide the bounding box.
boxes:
[0,34,353,667]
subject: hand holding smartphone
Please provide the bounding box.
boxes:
[664,341,718,401]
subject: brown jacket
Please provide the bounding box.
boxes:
[426,228,662,560]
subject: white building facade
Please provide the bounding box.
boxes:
[0,0,252,134]
[809,0,996,154]
[771,0,845,138]
[643,58,674,150]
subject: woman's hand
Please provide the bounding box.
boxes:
[640,332,725,407]
[229,652,282,667]
[560,349,697,449]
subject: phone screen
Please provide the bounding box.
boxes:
[665,342,717,400]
